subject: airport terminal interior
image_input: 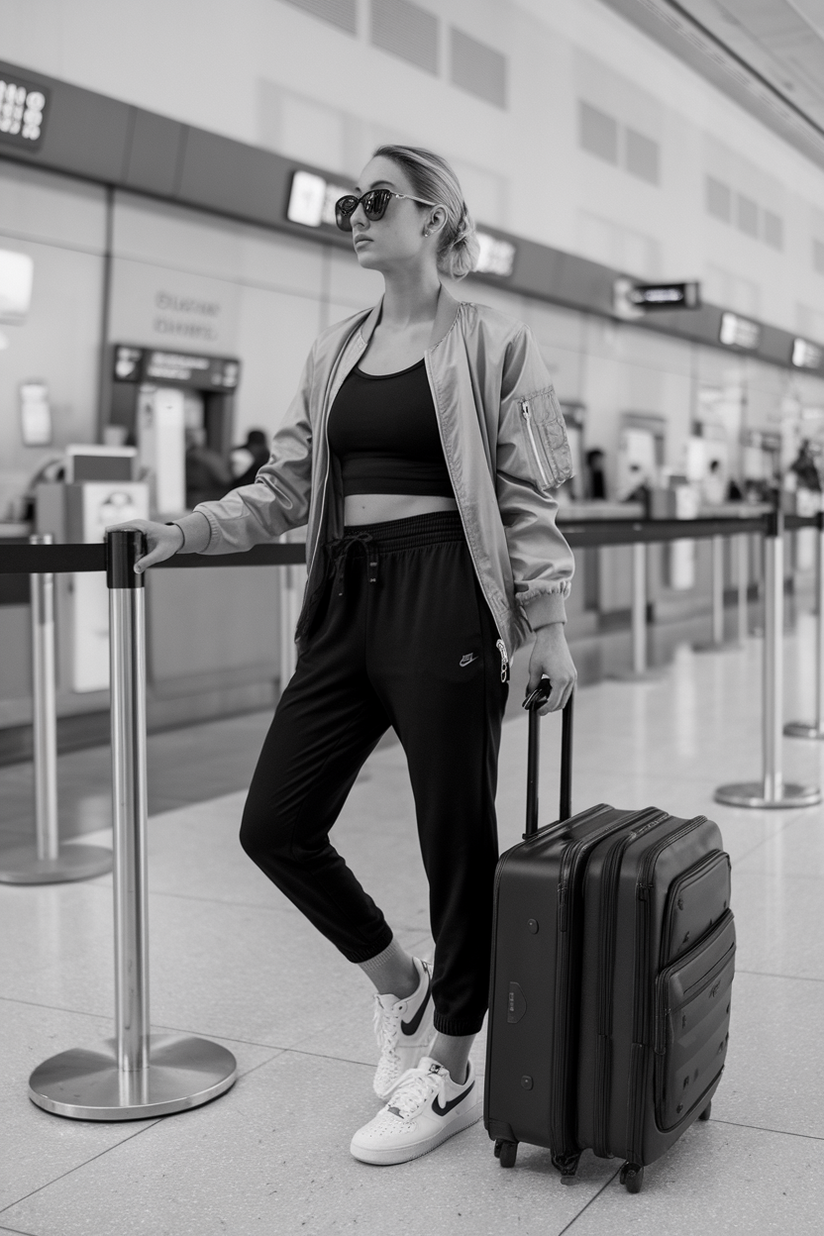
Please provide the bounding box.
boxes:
[3,0,824,1232]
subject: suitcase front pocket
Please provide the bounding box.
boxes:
[654,911,735,1131]
[662,850,731,967]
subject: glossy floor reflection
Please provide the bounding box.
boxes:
[2,616,824,1233]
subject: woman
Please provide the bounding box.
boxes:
[116,145,576,1166]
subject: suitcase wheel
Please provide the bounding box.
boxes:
[495,1139,518,1168]
[699,1101,712,1122]
[619,1163,644,1194]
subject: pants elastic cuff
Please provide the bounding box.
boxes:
[433,1013,486,1037]
[342,926,395,965]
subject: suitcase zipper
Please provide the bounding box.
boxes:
[627,817,710,1159]
[591,809,670,1158]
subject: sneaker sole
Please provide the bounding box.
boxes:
[350,1105,481,1166]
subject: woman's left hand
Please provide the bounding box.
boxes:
[526,622,577,715]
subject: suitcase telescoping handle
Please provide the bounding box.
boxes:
[522,677,573,837]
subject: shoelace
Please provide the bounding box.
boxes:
[372,996,405,1059]
[388,1067,445,1120]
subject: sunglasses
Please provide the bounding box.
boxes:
[334,189,440,232]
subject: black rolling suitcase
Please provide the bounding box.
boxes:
[484,682,735,1193]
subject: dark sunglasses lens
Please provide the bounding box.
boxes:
[335,196,358,232]
[363,190,390,220]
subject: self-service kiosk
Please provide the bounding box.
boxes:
[36,446,149,692]
[108,345,241,519]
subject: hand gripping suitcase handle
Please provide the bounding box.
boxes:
[522,678,573,836]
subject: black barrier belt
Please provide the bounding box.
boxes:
[0,514,817,574]
[558,515,769,549]
[0,542,307,575]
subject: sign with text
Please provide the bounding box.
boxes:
[791,338,823,371]
[614,278,700,319]
[112,344,240,391]
[0,68,49,150]
[719,312,761,350]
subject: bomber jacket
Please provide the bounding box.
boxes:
[172,285,575,668]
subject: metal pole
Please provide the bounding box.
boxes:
[711,536,724,646]
[0,535,112,885]
[29,530,237,1119]
[737,534,748,646]
[716,508,820,808]
[631,541,646,676]
[785,510,824,739]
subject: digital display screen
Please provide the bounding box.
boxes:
[0,72,49,149]
[629,281,700,310]
[112,344,241,391]
[720,312,760,350]
[287,170,350,229]
[791,338,823,371]
[475,232,516,278]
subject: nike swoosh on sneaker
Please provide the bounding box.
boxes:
[401,976,432,1037]
[432,1080,475,1118]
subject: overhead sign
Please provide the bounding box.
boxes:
[475,232,517,278]
[112,344,240,391]
[614,277,700,319]
[286,170,350,229]
[719,312,761,350]
[792,338,823,371]
[0,70,49,150]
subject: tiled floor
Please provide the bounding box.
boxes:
[2,614,824,1234]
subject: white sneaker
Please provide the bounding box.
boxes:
[351,1057,480,1165]
[372,956,435,1100]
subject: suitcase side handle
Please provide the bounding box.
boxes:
[523,678,574,837]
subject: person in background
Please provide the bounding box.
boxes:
[109,144,576,1167]
[231,429,271,488]
[585,448,607,500]
[789,439,822,494]
[702,458,726,507]
[185,427,233,509]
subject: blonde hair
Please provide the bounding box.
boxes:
[373,145,479,279]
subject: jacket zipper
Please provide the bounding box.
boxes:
[496,638,509,682]
[627,816,707,1159]
[593,809,670,1158]
[521,399,551,488]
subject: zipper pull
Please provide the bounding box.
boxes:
[520,398,531,419]
[496,638,509,683]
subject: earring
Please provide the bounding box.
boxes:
[423,229,431,237]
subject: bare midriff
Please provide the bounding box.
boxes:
[344,493,458,525]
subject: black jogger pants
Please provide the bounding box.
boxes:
[239,511,509,1036]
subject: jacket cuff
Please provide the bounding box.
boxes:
[523,591,567,628]
[172,511,212,554]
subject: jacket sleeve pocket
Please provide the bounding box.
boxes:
[518,386,574,491]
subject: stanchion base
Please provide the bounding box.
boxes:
[0,843,112,885]
[29,1033,237,1120]
[784,721,824,740]
[715,781,822,809]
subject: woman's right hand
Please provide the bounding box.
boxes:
[106,520,184,574]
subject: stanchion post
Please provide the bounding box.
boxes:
[716,508,820,808]
[785,509,824,740]
[737,534,749,646]
[28,530,237,1119]
[0,534,112,885]
[711,535,724,646]
[631,540,646,676]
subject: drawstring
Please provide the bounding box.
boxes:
[327,530,380,596]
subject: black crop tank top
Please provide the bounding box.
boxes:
[326,359,453,498]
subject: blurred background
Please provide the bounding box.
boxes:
[2,0,824,755]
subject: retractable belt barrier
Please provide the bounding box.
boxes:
[0,512,818,1121]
